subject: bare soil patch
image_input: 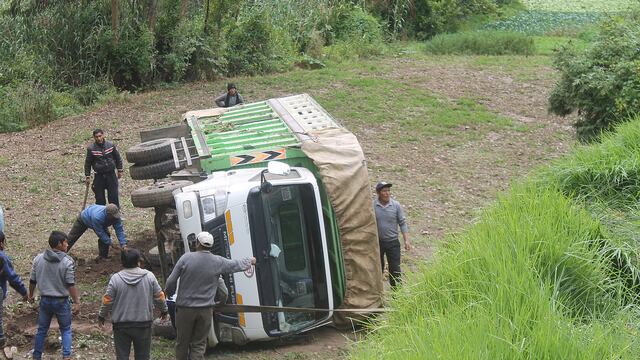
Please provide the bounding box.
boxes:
[0,55,575,359]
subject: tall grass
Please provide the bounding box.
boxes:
[352,184,640,359]
[542,116,640,207]
[424,31,535,55]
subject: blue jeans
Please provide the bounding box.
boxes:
[33,297,72,359]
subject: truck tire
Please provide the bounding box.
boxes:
[125,138,177,165]
[147,246,172,268]
[130,159,185,180]
[130,180,193,208]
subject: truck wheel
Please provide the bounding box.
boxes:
[147,245,173,268]
[131,180,193,208]
[130,159,185,180]
[125,138,178,165]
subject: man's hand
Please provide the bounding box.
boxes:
[85,176,91,185]
[250,257,257,265]
[117,170,123,179]
[404,240,412,251]
[160,312,168,321]
[72,303,81,315]
[27,294,35,304]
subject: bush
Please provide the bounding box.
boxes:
[548,12,640,141]
[324,5,387,61]
[411,0,501,39]
[0,83,54,132]
[424,31,535,55]
[225,11,295,76]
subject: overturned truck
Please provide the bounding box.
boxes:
[126,94,382,346]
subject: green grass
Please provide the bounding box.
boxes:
[424,31,535,56]
[352,184,640,359]
[533,35,590,55]
[542,116,640,207]
[252,62,515,140]
[351,114,640,359]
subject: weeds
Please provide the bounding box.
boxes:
[424,31,535,55]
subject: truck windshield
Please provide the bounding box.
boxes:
[248,184,329,334]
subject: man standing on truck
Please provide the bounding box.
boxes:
[214,83,244,108]
[165,232,255,360]
[66,203,128,260]
[29,231,80,360]
[374,181,411,289]
[85,128,124,207]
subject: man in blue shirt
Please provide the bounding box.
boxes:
[0,231,29,347]
[67,203,128,259]
[374,181,411,289]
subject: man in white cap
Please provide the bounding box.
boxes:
[164,232,255,360]
[374,181,411,289]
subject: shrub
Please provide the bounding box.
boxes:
[424,31,535,55]
[324,5,387,61]
[548,12,640,141]
[0,83,54,132]
[225,11,295,76]
[411,0,501,39]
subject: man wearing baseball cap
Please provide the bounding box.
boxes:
[66,203,128,260]
[374,181,411,289]
[165,232,255,360]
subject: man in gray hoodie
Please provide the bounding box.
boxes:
[98,248,168,360]
[29,231,79,360]
[165,232,255,360]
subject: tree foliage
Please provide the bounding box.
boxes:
[548,12,640,142]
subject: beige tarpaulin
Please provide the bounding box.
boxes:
[301,127,383,325]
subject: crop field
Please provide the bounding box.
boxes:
[485,0,636,35]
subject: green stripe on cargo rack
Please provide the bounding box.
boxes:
[195,101,302,172]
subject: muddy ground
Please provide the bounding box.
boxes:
[0,55,575,359]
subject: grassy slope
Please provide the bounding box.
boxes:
[350,114,640,358]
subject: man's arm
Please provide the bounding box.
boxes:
[396,202,411,250]
[237,94,244,104]
[214,94,226,107]
[98,277,115,324]
[68,285,80,315]
[218,256,256,274]
[3,256,27,298]
[151,274,169,316]
[113,145,124,179]
[112,220,128,247]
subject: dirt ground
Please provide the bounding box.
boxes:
[0,55,575,359]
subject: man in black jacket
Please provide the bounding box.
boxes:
[85,129,124,207]
[214,83,244,108]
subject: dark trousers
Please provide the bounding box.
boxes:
[380,240,402,288]
[175,306,213,360]
[93,172,119,207]
[67,216,111,257]
[113,326,152,360]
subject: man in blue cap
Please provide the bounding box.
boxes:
[374,181,411,289]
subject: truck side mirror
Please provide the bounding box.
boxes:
[267,161,291,176]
